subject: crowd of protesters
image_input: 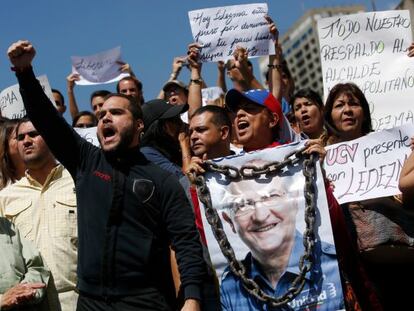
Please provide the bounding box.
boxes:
[0,14,413,311]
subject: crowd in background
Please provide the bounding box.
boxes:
[0,14,414,311]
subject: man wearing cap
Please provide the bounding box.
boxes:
[158,44,204,122]
[224,88,382,310]
[140,99,190,178]
[8,39,206,311]
[162,80,189,106]
[225,88,298,152]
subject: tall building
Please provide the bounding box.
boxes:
[259,5,365,97]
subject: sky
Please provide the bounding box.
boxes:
[0,0,399,122]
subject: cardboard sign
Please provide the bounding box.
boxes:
[71,47,128,85]
[74,126,99,147]
[318,10,414,131]
[324,124,414,204]
[188,3,275,62]
[0,75,55,119]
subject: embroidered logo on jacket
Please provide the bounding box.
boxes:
[93,170,111,182]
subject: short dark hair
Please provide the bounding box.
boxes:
[90,90,111,104]
[324,83,372,137]
[116,76,143,92]
[52,89,65,105]
[191,105,232,135]
[15,116,32,136]
[291,88,323,110]
[72,111,98,127]
[104,93,143,120]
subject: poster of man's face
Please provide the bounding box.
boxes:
[221,169,299,264]
[201,142,345,310]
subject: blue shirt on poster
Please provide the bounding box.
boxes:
[220,231,344,310]
[281,97,291,115]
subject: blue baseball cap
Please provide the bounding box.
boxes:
[225,89,283,124]
[225,89,300,144]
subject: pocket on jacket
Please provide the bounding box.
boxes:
[52,199,77,237]
[4,199,33,240]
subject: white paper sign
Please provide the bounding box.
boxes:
[188,3,275,62]
[74,126,99,147]
[324,124,414,204]
[0,75,55,119]
[318,10,414,131]
[71,47,128,85]
[201,86,224,106]
[201,141,344,310]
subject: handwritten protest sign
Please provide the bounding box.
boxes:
[71,47,128,85]
[188,3,275,62]
[202,86,224,106]
[74,126,99,147]
[0,75,55,119]
[180,87,224,124]
[324,124,414,204]
[318,10,414,131]
[200,142,344,310]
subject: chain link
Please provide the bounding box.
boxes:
[195,148,318,307]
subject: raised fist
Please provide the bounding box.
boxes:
[7,40,36,70]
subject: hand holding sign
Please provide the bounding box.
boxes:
[187,43,203,71]
[66,73,80,92]
[188,3,274,62]
[318,10,414,131]
[116,61,135,77]
[265,15,279,43]
[408,41,414,57]
[71,47,129,85]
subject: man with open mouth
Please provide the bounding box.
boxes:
[8,39,207,311]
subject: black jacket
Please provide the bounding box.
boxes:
[17,69,206,303]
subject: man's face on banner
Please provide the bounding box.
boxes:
[223,177,298,259]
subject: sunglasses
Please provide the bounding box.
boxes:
[16,130,40,141]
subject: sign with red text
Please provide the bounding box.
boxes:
[324,124,414,204]
[0,75,55,119]
[318,10,414,131]
[71,47,128,85]
[188,3,275,62]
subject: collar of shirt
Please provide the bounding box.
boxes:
[248,231,313,292]
[25,163,62,188]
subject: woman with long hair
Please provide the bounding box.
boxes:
[324,82,413,310]
[0,118,25,189]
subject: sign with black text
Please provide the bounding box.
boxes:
[0,75,55,119]
[71,47,128,85]
[188,3,275,62]
[318,10,414,131]
[324,124,414,204]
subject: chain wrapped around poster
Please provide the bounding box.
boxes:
[196,142,345,310]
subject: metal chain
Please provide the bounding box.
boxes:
[195,148,318,307]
